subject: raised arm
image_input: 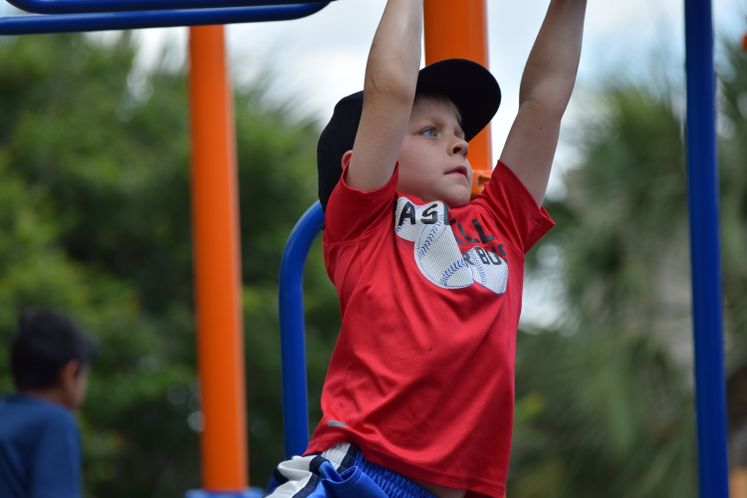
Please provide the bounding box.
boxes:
[500,0,587,206]
[345,0,423,192]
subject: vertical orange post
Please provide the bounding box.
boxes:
[188,25,249,492]
[424,0,493,194]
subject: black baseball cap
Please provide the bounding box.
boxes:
[317,58,501,211]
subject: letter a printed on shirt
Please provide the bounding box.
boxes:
[394,197,508,293]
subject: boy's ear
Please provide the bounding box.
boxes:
[341,150,353,169]
[57,360,81,389]
[58,360,83,409]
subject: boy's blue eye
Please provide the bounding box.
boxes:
[421,128,436,137]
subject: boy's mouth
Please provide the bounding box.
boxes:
[446,165,470,182]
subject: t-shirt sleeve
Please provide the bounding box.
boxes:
[477,161,555,254]
[30,414,81,498]
[324,162,399,244]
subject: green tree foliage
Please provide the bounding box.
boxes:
[0,33,338,497]
[719,40,747,367]
[509,34,747,497]
[1,27,744,498]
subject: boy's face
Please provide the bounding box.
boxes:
[397,97,472,207]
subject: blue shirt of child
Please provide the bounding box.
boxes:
[0,393,82,498]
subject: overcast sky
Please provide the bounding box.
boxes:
[135,0,745,165]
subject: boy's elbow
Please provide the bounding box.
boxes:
[519,79,576,117]
[364,64,417,104]
[516,98,568,127]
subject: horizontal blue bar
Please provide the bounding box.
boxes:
[8,0,329,15]
[0,3,330,34]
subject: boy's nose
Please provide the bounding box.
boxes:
[451,137,469,158]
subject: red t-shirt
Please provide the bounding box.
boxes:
[306,161,554,498]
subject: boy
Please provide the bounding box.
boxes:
[269,1,586,497]
[0,310,97,498]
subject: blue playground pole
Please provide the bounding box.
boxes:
[683,0,730,497]
[7,0,328,14]
[278,202,324,457]
[0,2,332,35]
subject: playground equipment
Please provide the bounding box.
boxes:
[683,1,729,495]
[0,0,731,496]
[0,2,331,33]
[6,0,324,13]
[188,25,251,498]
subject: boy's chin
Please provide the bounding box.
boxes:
[444,193,471,208]
[405,186,471,207]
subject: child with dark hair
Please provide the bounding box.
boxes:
[0,310,97,498]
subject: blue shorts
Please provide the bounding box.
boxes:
[265,443,436,498]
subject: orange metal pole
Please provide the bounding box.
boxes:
[188,25,249,491]
[424,0,493,195]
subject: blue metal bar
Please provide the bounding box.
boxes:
[185,489,264,498]
[278,202,324,458]
[8,0,329,16]
[683,1,730,497]
[0,2,330,35]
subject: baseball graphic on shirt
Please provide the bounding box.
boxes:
[415,216,474,289]
[395,199,473,289]
[394,197,508,294]
[465,247,508,294]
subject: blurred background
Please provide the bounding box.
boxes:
[0,0,745,497]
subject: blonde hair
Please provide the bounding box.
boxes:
[413,93,462,124]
